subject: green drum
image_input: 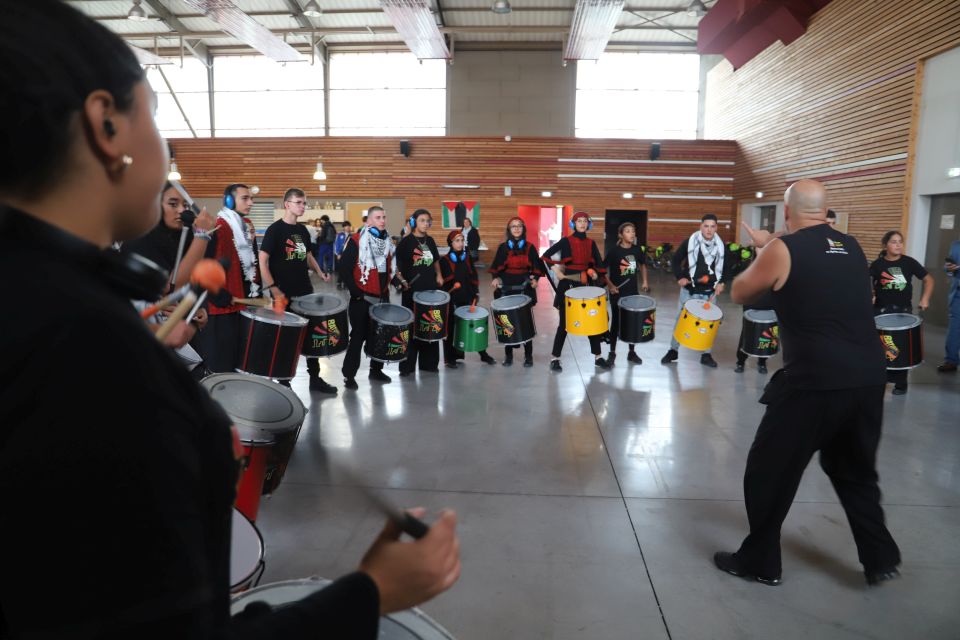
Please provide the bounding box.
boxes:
[453,306,489,352]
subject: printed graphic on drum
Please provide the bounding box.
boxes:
[366,303,414,363]
[230,509,265,594]
[491,294,536,345]
[201,374,306,521]
[453,306,489,352]
[565,286,608,336]
[875,313,923,370]
[237,307,308,380]
[413,290,451,342]
[289,293,348,358]
[673,298,723,351]
[231,579,456,639]
[618,295,656,343]
[740,309,779,357]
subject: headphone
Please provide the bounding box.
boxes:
[368,226,388,239]
[507,238,526,250]
[449,249,466,263]
[569,215,593,231]
[223,184,238,210]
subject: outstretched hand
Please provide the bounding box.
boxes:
[741,221,774,248]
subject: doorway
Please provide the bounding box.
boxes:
[518,205,566,252]
[603,210,648,255]
[924,193,960,326]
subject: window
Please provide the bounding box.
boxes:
[213,56,325,137]
[145,59,212,138]
[575,53,700,139]
[329,52,445,136]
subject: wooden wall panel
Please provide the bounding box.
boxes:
[705,0,960,251]
[169,136,737,254]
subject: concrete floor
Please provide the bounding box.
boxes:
[251,269,960,639]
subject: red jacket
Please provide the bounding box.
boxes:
[208,216,260,316]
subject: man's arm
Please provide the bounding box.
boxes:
[731,239,791,305]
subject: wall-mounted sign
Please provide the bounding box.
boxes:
[941,214,955,230]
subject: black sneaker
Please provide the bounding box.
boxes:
[503,353,514,367]
[445,361,458,369]
[735,363,745,373]
[607,353,617,367]
[713,551,782,586]
[661,349,678,364]
[891,386,907,396]
[595,357,611,370]
[480,353,496,365]
[309,376,338,394]
[757,361,768,374]
[523,356,534,368]
[627,351,642,364]
[369,369,392,383]
[865,566,901,586]
[550,359,562,372]
[343,377,359,390]
[700,353,718,368]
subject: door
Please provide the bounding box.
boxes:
[924,193,960,326]
[758,205,776,233]
[603,210,648,255]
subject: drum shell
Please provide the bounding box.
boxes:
[365,304,414,362]
[491,295,536,345]
[453,307,489,352]
[236,440,271,521]
[618,295,656,343]
[739,309,779,358]
[565,286,608,336]
[875,313,923,370]
[672,299,723,351]
[290,295,349,358]
[413,290,451,342]
[237,309,307,380]
[230,509,265,594]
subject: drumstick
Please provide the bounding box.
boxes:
[233,297,273,308]
[168,225,190,291]
[140,283,191,319]
[185,290,208,324]
[155,290,198,342]
[469,297,477,313]
[155,259,226,342]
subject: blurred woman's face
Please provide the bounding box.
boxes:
[160,186,187,230]
[885,234,904,257]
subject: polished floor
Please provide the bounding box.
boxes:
[253,269,960,639]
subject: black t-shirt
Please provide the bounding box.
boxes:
[260,219,315,297]
[870,255,927,311]
[604,244,646,297]
[396,234,440,292]
[122,221,192,275]
[773,224,886,390]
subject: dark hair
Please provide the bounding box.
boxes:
[826,209,837,219]
[224,183,249,202]
[342,221,352,229]
[879,230,902,258]
[701,214,718,223]
[367,206,384,217]
[618,222,636,236]
[283,188,305,201]
[412,208,431,221]
[0,1,145,198]
[161,181,175,202]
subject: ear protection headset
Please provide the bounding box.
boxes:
[368,226,388,239]
[449,249,466,263]
[507,238,526,250]
[569,214,593,231]
[223,184,240,211]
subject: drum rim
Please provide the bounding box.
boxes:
[618,294,656,311]
[200,373,306,432]
[682,298,723,320]
[491,294,532,311]
[743,308,778,322]
[454,305,489,319]
[230,509,264,589]
[413,289,452,304]
[368,303,415,325]
[874,312,922,330]
[564,285,607,299]
[240,307,309,327]
[290,293,348,316]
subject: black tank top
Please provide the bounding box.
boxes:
[773,224,886,389]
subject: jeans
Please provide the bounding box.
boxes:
[317,243,334,273]
[670,288,713,353]
[946,292,960,365]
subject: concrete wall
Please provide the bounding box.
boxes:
[446,51,575,136]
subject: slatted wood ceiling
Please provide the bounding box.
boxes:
[705,0,960,251]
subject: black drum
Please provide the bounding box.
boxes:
[875,313,923,370]
[618,295,656,343]
[237,308,308,380]
[491,294,536,345]
[365,303,414,363]
[289,293,349,358]
[740,309,780,358]
[412,290,451,342]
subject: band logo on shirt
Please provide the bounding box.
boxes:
[825,238,848,255]
[285,236,307,261]
[413,245,434,267]
[311,319,342,348]
[619,256,637,276]
[879,268,907,291]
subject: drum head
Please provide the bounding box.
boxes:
[230,509,263,590]
[201,373,305,435]
[290,293,347,316]
[240,307,308,327]
[875,313,922,330]
[369,303,414,325]
[454,306,489,320]
[565,286,606,300]
[619,295,656,312]
[683,298,723,321]
[743,309,777,323]
[413,290,451,305]
[491,294,531,311]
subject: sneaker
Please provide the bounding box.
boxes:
[445,361,458,369]
[627,351,642,365]
[343,377,359,390]
[309,376,338,394]
[369,369,392,383]
[661,349,678,364]
[523,356,534,368]
[757,361,768,374]
[714,552,782,586]
[865,566,901,587]
[550,359,562,372]
[735,363,745,373]
[480,353,496,365]
[937,361,958,373]
[891,386,907,396]
[606,352,617,367]
[503,353,514,367]
[700,353,718,368]
[595,357,611,370]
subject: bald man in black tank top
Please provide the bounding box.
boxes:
[714,179,901,588]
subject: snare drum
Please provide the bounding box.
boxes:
[289,294,349,358]
[237,307,308,380]
[230,509,265,594]
[740,309,779,357]
[618,295,656,343]
[453,306,489,352]
[875,313,923,370]
[201,374,306,521]
[491,294,536,345]
[413,290,451,342]
[673,298,723,351]
[565,286,608,337]
[365,303,414,363]
[231,579,456,639]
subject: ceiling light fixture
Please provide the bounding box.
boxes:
[442,184,480,189]
[491,0,512,14]
[313,161,327,181]
[167,161,182,181]
[302,0,322,17]
[564,0,625,61]
[380,0,451,59]
[755,191,764,198]
[127,0,149,21]
[947,167,960,178]
[622,192,633,199]
[686,0,707,17]
[541,191,553,197]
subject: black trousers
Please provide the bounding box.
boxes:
[341,298,384,380]
[195,312,240,374]
[400,291,440,373]
[551,302,603,358]
[735,374,900,577]
[607,294,636,354]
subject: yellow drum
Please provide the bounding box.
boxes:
[565,286,608,336]
[673,298,723,351]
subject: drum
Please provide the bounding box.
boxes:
[875,313,923,370]
[453,306,489,352]
[231,579,456,639]
[413,290,451,342]
[237,307,308,380]
[201,374,306,521]
[365,303,414,363]
[740,309,780,357]
[673,298,723,351]
[618,295,656,343]
[230,508,265,594]
[289,293,349,358]
[565,286,608,337]
[491,294,536,345]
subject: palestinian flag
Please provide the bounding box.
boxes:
[442,201,479,229]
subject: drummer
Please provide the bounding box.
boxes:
[602,222,650,365]
[396,209,445,377]
[489,217,545,366]
[258,187,336,394]
[440,229,497,367]
[869,230,934,395]
[542,211,609,372]
[661,213,728,367]
[735,292,775,375]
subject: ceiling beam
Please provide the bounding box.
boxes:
[142,0,210,64]
[283,0,328,62]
